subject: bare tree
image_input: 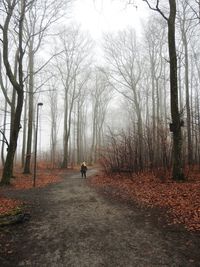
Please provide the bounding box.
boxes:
[0,0,31,184]
[23,0,71,174]
[47,76,60,168]
[89,68,112,165]
[143,16,168,167]
[104,29,144,169]
[143,0,185,180]
[55,26,93,168]
[177,0,196,165]
[75,72,90,164]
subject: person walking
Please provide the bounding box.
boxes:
[80,162,87,178]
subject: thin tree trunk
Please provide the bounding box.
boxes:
[178,55,183,112]
[151,60,156,167]
[182,30,192,164]
[62,89,69,168]
[1,96,8,166]
[24,41,34,173]
[21,90,28,168]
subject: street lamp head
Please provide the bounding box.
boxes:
[38,102,43,106]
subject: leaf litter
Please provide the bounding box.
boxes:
[89,170,200,232]
[0,170,62,216]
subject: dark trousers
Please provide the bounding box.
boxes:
[81,170,86,178]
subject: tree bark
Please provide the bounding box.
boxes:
[1,95,8,166]
[168,0,185,180]
[1,0,25,184]
[23,40,34,174]
[62,88,69,168]
[1,91,24,183]
[182,30,192,165]
[21,90,28,168]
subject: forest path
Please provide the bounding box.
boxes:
[0,168,200,266]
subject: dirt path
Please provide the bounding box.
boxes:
[0,169,200,267]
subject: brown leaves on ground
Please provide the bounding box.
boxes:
[11,171,62,189]
[0,198,22,216]
[89,170,200,232]
[0,169,62,216]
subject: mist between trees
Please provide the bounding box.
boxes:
[0,0,200,184]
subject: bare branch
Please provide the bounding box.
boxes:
[142,0,168,20]
[0,49,12,106]
[0,129,9,148]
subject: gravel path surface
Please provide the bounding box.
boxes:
[0,169,200,267]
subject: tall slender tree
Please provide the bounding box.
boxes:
[178,0,195,165]
[55,26,93,168]
[23,0,71,174]
[104,29,144,169]
[143,0,185,180]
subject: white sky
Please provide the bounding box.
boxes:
[71,0,149,39]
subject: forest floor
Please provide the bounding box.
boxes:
[0,167,200,266]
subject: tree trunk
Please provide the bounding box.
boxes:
[62,90,69,168]
[150,59,156,167]
[90,102,97,165]
[1,96,8,166]
[21,90,28,168]
[23,41,34,173]
[168,0,185,180]
[184,37,192,165]
[1,0,26,184]
[76,102,81,164]
[178,55,183,112]
[1,91,24,184]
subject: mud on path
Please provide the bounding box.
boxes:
[0,169,200,267]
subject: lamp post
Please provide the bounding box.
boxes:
[33,102,43,187]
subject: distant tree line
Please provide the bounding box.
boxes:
[101,0,200,180]
[1,0,200,184]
